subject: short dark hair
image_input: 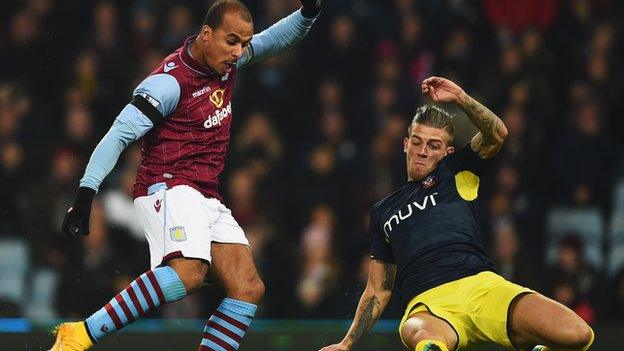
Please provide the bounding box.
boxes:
[409,105,454,141]
[203,0,252,29]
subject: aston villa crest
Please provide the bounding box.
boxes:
[421,174,436,188]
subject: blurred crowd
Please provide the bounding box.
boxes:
[1,0,623,326]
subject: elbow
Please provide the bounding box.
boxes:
[497,123,509,143]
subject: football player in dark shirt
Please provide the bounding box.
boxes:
[320,77,593,351]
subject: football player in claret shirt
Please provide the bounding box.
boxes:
[49,1,322,350]
[319,77,594,351]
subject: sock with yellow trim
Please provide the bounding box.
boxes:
[415,340,449,351]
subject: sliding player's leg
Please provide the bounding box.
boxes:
[509,293,593,351]
[400,311,458,351]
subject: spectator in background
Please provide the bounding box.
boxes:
[0,139,25,236]
[129,2,157,61]
[102,165,147,271]
[551,280,595,325]
[71,200,119,317]
[546,233,600,314]
[25,148,81,269]
[62,104,95,159]
[297,204,341,317]
[550,98,619,212]
[607,267,624,321]
[491,221,538,289]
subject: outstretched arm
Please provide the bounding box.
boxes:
[318,259,396,351]
[62,74,180,237]
[237,1,321,68]
[421,76,508,159]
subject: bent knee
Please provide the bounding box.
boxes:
[402,321,448,349]
[168,259,208,292]
[229,277,265,303]
[569,323,593,350]
[557,322,593,350]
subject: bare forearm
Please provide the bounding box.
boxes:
[341,289,390,348]
[456,92,508,158]
[457,92,507,143]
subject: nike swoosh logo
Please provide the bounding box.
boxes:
[163,62,178,73]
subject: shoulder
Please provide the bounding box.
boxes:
[134,74,181,105]
[372,184,410,215]
[445,144,491,174]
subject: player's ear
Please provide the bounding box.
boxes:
[403,137,409,154]
[446,146,455,155]
[200,25,213,41]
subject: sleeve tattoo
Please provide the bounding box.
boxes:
[347,262,396,342]
[459,95,508,159]
[349,296,380,340]
[382,262,396,290]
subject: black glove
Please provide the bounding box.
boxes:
[300,0,322,18]
[62,187,96,237]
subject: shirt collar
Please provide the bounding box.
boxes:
[179,35,215,76]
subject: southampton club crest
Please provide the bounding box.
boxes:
[421,174,436,188]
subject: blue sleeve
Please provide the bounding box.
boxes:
[79,73,181,191]
[237,8,318,68]
[133,73,181,116]
[79,105,153,192]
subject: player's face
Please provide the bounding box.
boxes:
[200,11,253,76]
[403,123,454,181]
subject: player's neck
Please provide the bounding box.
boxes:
[189,39,208,68]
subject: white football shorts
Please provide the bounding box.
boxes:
[134,183,249,269]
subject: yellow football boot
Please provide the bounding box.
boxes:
[49,321,94,351]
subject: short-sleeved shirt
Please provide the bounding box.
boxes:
[370,145,497,305]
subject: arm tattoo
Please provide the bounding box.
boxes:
[343,261,395,346]
[349,296,381,341]
[382,262,396,290]
[458,94,507,158]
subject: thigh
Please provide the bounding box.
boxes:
[508,292,590,349]
[209,242,262,293]
[467,272,533,348]
[159,186,217,265]
[168,257,210,292]
[134,189,169,269]
[400,308,459,350]
[208,200,249,246]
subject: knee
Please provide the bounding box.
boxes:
[410,329,438,347]
[564,323,594,350]
[243,277,265,303]
[182,271,206,293]
[229,277,265,304]
[168,259,208,293]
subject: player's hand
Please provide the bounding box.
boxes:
[300,0,322,18]
[61,187,96,237]
[318,343,350,351]
[421,76,466,103]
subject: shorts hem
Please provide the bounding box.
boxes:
[156,250,211,268]
[506,291,536,350]
[400,302,460,351]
